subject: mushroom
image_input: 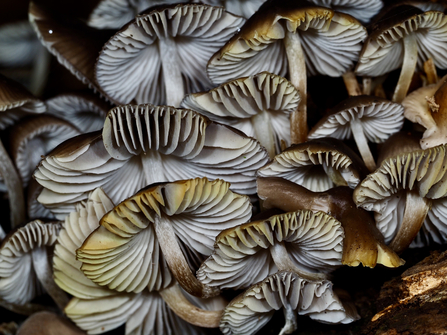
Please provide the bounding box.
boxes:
[34,104,268,219]
[77,178,252,298]
[0,74,46,228]
[355,4,447,103]
[197,209,344,290]
[257,138,367,192]
[53,187,226,333]
[402,74,447,149]
[219,270,359,335]
[46,92,109,133]
[181,71,300,158]
[9,115,80,188]
[207,0,367,143]
[95,3,244,106]
[308,96,405,171]
[354,132,447,252]
[17,311,86,335]
[0,220,68,310]
[257,177,404,268]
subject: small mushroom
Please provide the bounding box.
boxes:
[17,311,86,335]
[257,138,367,192]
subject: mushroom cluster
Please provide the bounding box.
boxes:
[2,0,447,334]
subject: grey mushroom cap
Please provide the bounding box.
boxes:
[220,270,359,335]
[94,4,244,106]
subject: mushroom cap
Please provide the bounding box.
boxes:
[0,220,61,304]
[308,95,405,144]
[0,74,46,130]
[94,3,244,105]
[220,270,359,335]
[46,92,109,133]
[402,74,447,150]
[307,0,383,24]
[77,178,251,293]
[53,188,117,299]
[181,71,300,153]
[354,141,447,245]
[34,104,268,219]
[9,115,80,187]
[355,5,447,77]
[198,210,344,290]
[257,138,367,192]
[17,311,86,335]
[29,1,110,94]
[207,0,367,85]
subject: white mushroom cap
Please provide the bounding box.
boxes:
[220,270,359,335]
[0,220,61,304]
[307,0,383,24]
[34,105,268,219]
[198,210,344,290]
[95,4,244,106]
[181,71,300,157]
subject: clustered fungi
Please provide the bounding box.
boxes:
[1,0,447,334]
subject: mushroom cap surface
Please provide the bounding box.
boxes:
[207,0,367,85]
[220,270,359,335]
[198,210,344,290]
[0,220,61,304]
[356,5,447,76]
[307,0,383,24]
[257,138,367,192]
[95,3,244,105]
[77,178,251,293]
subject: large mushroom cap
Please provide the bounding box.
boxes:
[207,0,367,85]
[198,209,344,290]
[34,104,268,219]
[257,138,367,192]
[95,3,244,106]
[77,178,251,297]
[220,270,359,335]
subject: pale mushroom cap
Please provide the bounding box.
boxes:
[46,93,109,133]
[181,71,300,153]
[77,178,251,293]
[0,220,61,304]
[220,270,359,335]
[308,96,405,144]
[95,4,244,105]
[307,0,383,24]
[198,210,344,290]
[356,7,447,77]
[207,2,367,85]
[354,143,447,246]
[257,138,366,192]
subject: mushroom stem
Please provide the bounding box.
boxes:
[342,71,361,96]
[270,242,326,282]
[159,36,185,107]
[284,30,307,144]
[141,151,165,184]
[32,247,69,310]
[322,164,348,187]
[362,77,372,95]
[30,46,50,96]
[392,33,418,103]
[389,191,431,254]
[159,283,222,328]
[349,117,376,172]
[154,214,220,298]
[252,109,276,158]
[279,303,297,335]
[424,58,438,85]
[0,139,25,228]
